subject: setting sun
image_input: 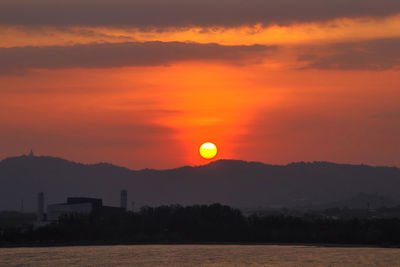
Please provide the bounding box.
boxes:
[199,142,217,159]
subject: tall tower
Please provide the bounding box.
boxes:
[37,192,44,222]
[120,190,127,211]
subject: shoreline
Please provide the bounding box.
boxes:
[1,241,399,249]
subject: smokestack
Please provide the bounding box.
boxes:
[37,192,44,222]
[120,190,127,211]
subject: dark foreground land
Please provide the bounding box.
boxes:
[1,204,400,247]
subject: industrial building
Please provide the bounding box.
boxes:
[37,190,128,222]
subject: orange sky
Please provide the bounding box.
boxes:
[1,2,400,169]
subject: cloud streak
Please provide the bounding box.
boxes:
[0,41,276,74]
[299,38,400,70]
[0,0,399,28]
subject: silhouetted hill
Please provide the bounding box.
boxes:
[1,155,400,211]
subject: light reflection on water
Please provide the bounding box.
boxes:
[1,245,400,266]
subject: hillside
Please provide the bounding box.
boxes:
[1,155,400,211]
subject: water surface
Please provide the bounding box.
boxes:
[1,245,400,266]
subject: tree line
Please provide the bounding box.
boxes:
[1,203,400,246]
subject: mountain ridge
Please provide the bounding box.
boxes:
[2,154,398,172]
[1,154,400,212]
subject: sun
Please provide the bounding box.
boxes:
[199,142,217,159]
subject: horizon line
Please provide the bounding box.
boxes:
[1,152,399,172]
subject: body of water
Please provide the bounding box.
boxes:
[1,245,400,266]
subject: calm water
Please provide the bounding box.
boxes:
[1,245,400,266]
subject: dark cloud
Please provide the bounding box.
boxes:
[0,0,399,27]
[0,41,276,74]
[299,38,400,70]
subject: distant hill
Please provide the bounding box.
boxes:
[1,155,400,211]
[321,192,398,210]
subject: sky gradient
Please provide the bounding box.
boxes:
[1,0,400,169]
